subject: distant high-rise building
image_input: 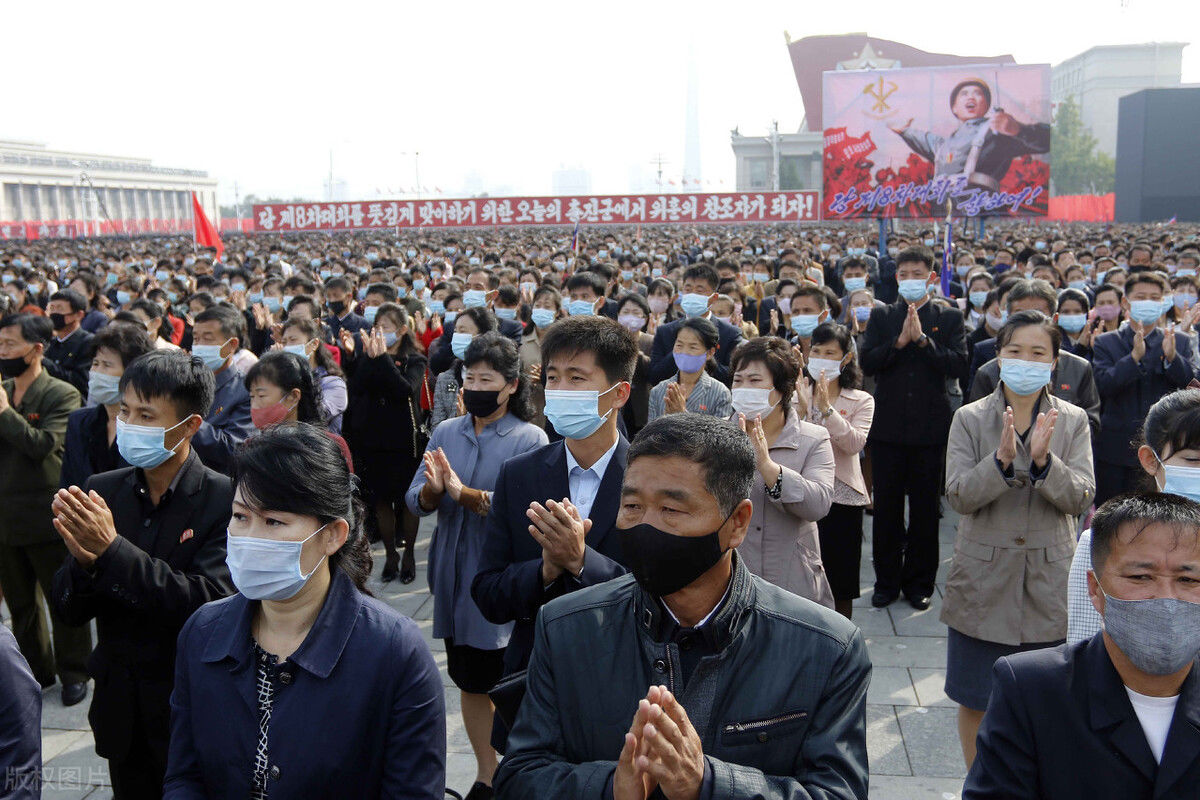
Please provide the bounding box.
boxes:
[1052,42,1187,157]
[683,39,702,188]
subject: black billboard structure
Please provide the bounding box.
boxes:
[1116,87,1200,223]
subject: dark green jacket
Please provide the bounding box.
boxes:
[0,369,81,546]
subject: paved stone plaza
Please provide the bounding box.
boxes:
[20,509,970,800]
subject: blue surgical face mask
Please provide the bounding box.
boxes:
[1130,299,1164,325]
[621,270,634,281]
[1161,295,1175,315]
[567,299,595,317]
[673,351,708,373]
[999,358,1052,396]
[248,292,264,305]
[192,340,231,371]
[969,290,988,309]
[413,279,426,292]
[1175,294,1198,311]
[382,331,399,348]
[956,264,971,277]
[495,307,518,320]
[443,310,458,324]
[363,306,379,324]
[680,293,710,317]
[451,332,473,359]
[531,308,557,328]
[462,289,487,308]
[87,371,123,406]
[116,417,189,469]
[427,300,445,316]
[1157,453,1200,504]
[1058,313,1087,334]
[116,290,132,306]
[853,305,872,322]
[155,269,170,282]
[264,296,282,313]
[544,384,619,440]
[225,523,330,601]
[848,247,866,257]
[1068,280,1089,291]
[844,276,867,292]
[898,279,930,303]
[789,314,822,337]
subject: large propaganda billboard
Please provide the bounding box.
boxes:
[251,191,818,233]
[822,63,1051,219]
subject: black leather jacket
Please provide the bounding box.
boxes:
[495,553,870,799]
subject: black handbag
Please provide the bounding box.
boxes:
[487,668,528,730]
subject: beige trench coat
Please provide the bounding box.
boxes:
[941,386,1095,645]
[736,411,837,609]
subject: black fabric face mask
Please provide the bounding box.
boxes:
[619,511,733,597]
[462,388,502,419]
[328,300,346,315]
[0,350,32,379]
[49,312,68,331]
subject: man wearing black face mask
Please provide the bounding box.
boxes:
[43,289,94,397]
[323,276,369,340]
[495,413,870,800]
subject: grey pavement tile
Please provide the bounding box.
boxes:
[41,786,99,800]
[895,706,967,780]
[41,730,91,763]
[889,595,949,638]
[446,751,482,798]
[867,667,919,707]
[40,688,94,732]
[909,668,958,709]
[869,774,966,800]
[864,636,948,669]
[865,704,910,777]
[850,605,894,636]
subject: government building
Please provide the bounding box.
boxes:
[0,139,216,231]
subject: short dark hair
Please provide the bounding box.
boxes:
[245,351,324,425]
[324,276,352,294]
[729,336,801,419]
[49,289,87,312]
[0,313,52,345]
[793,283,829,311]
[810,322,863,390]
[92,323,155,368]
[682,263,720,292]
[1091,493,1200,573]
[119,349,215,420]
[130,298,163,321]
[365,283,397,303]
[895,246,934,271]
[1139,388,1200,464]
[462,332,535,422]
[1057,287,1091,312]
[627,413,755,516]
[194,303,243,342]
[540,315,638,384]
[1006,278,1058,314]
[565,271,607,298]
[996,310,1063,356]
[1127,271,1168,295]
[234,423,372,594]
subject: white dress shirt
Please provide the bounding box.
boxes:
[565,436,619,522]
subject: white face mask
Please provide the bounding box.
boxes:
[225,524,329,601]
[806,357,843,381]
[731,387,777,420]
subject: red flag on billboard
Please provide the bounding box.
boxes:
[191,192,223,261]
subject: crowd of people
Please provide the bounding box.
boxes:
[0,218,1199,798]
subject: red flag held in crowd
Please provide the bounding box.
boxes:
[191,191,223,261]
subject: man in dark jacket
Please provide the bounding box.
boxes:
[188,305,254,474]
[495,414,870,800]
[472,317,637,751]
[1093,272,1195,504]
[43,289,94,397]
[965,494,1200,799]
[860,247,968,611]
[51,350,235,798]
[0,314,93,706]
[0,626,41,800]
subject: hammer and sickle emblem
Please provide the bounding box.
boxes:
[863,77,898,113]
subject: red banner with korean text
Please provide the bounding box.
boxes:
[251,192,820,233]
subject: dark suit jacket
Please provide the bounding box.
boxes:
[191,366,254,475]
[429,316,525,374]
[472,437,630,678]
[860,299,967,446]
[968,349,1102,438]
[51,450,235,763]
[0,625,40,800]
[1093,326,1196,467]
[61,404,128,490]
[964,634,1200,800]
[648,316,744,384]
[324,310,370,341]
[43,328,95,397]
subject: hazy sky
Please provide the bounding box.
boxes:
[9,0,1198,205]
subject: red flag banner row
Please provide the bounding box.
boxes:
[251,192,821,233]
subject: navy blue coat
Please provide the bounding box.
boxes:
[60,404,128,490]
[965,634,1200,800]
[648,316,744,384]
[191,366,254,475]
[1093,326,1195,467]
[0,626,40,800]
[165,570,446,799]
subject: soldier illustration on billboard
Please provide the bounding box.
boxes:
[888,78,1050,192]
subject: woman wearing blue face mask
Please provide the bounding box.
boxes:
[1067,388,1200,648]
[519,287,562,428]
[279,318,346,434]
[646,317,730,424]
[943,311,1095,768]
[1055,288,1095,360]
[165,423,446,799]
[431,307,499,431]
[343,303,429,584]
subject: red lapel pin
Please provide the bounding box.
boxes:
[179,529,193,544]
